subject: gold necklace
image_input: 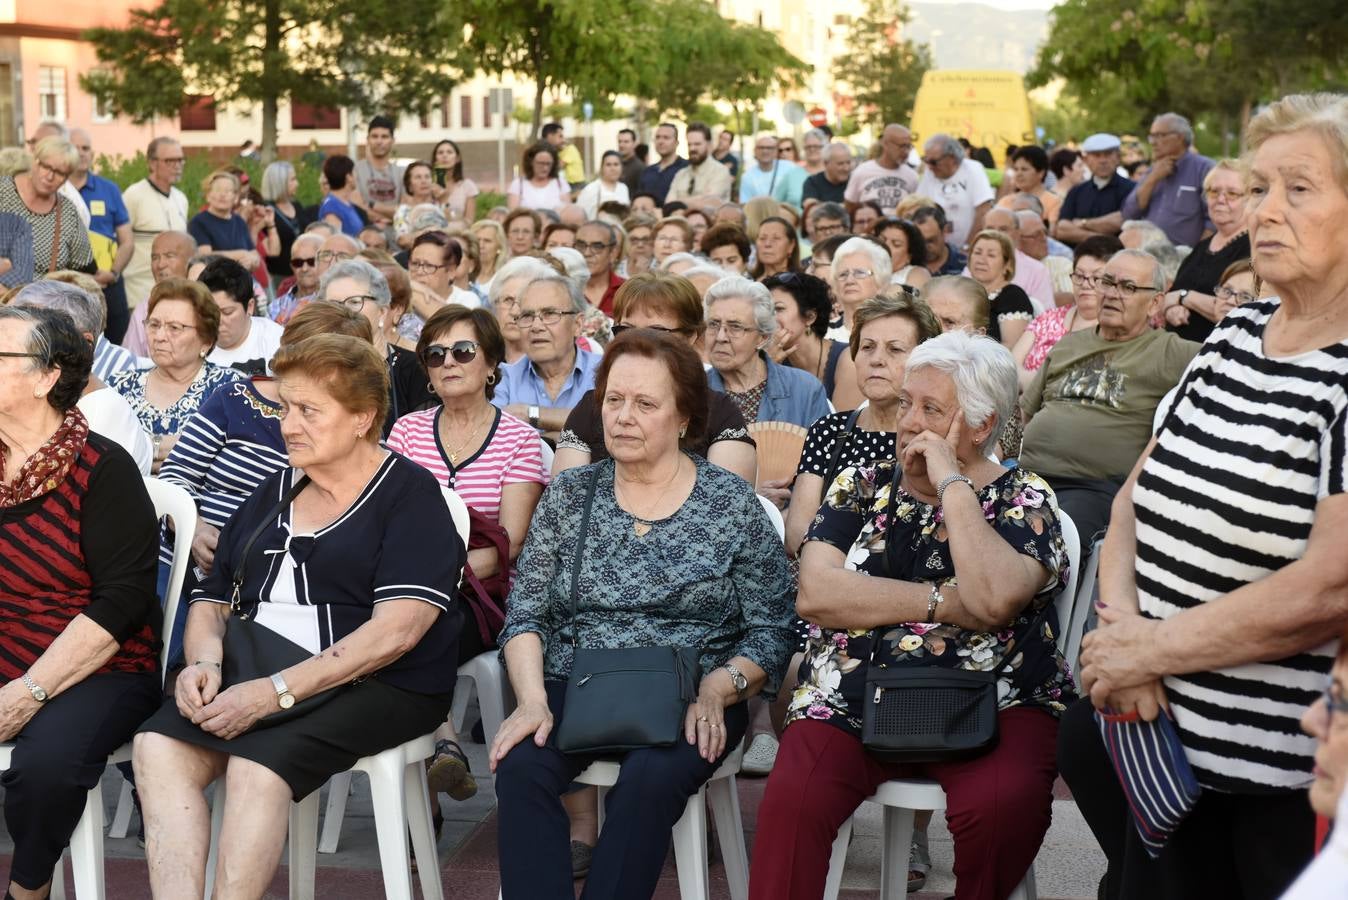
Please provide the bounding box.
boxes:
[444,408,492,465]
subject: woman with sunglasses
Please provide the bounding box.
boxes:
[555,272,757,483]
[388,304,548,808]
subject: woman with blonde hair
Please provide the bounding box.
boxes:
[965,229,1034,347]
[744,196,783,242]
[471,219,508,293]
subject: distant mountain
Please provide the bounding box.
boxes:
[906,3,1049,74]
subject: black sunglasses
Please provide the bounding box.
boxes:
[290,256,317,268]
[421,340,479,368]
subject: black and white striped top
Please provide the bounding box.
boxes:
[1137,298,1348,793]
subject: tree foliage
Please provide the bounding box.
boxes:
[82,0,469,161]
[831,0,933,131]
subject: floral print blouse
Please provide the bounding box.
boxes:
[786,462,1077,736]
[108,362,243,438]
[498,456,796,695]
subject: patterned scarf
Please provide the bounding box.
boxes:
[0,407,89,508]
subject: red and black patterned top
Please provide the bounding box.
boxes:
[0,433,160,680]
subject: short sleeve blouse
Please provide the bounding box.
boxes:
[109,362,244,438]
[191,453,464,694]
[1023,305,1074,372]
[557,388,754,463]
[796,410,896,485]
[507,177,571,212]
[988,284,1035,344]
[786,462,1076,736]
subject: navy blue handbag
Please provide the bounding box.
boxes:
[1095,707,1202,857]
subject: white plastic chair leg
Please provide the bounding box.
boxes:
[109,777,135,839]
[672,786,710,899]
[879,806,915,900]
[404,753,446,900]
[708,776,749,900]
[1008,864,1039,900]
[203,781,226,900]
[365,751,416,899]
[68,781,107,900]
[317,770,354,854]
[49,856,66,900]
[822,815,854,900]
[476,674,506,747]
[288,791,320,900]
[449,673,474,735]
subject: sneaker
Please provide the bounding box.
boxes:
[740,733,779,776]
[571,840,594,879]
[426,739,478,801]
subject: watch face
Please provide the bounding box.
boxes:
[33,686,47,701]
[279,693,296,709]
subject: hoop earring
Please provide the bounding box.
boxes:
[427,381,435,392]
[486,373,496,385]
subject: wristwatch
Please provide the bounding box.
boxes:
[527,404,541,429]
[270,673,296,710]
[925,584,945,624]
[722,663,749,701]
[1176,289,1190,309]
[21,672,48,703]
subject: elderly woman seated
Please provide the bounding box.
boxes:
[748,330,1076,900]
[0,307,162,900]
[133,334,464,897]
[489,329,794,899]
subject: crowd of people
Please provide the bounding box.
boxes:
[1,91,1347,900]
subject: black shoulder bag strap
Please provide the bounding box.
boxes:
[820,409,863,489]
[230,473,311,619]
[565,468,601,648]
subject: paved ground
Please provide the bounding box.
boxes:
[0,723,1104,898]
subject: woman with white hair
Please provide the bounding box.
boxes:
[749,330,1075,900]
[826,236,891,339]
[488,256,560,365]
[0,136,96,280]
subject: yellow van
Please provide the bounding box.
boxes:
[910,71,1036,166]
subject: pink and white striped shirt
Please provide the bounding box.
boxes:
[387,407,548,523]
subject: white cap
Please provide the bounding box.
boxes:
[1081,133,1121,153]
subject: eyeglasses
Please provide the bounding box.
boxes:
[1215,285,1259,306]
[1319,683,1348,725]
[611,323,683,337]
[328,295,376,311]
[409,259,449,274]
[421,340,479,368]
[707,319,755,339]
[835,268,875,282]
[146,320,194,336]
[1099,275,1154,296]
[1147,131,1177,142]
[0,351,41,360]
[515,308,578,327]
[575,240,614,254]
[806,260,832,275]
[1070,272,1103,287]
[317,250,355,263]
[36,159,71,181]
[813,222,846,237]
[153,156,187,165]
[290,256,318,268]
[628,235,653,246]
[920,155,948,167]
[1205,188,1246,202]
[654,234,685,245]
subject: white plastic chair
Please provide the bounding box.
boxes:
[821,510,1083,900]
[757,493,786,542]
[498,742,750,900]
[313,487,474,858]
[22,478,196,900]
[538,436,555,475]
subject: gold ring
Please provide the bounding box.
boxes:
[697,715,709,722]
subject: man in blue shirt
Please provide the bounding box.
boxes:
[493,272,601,437]
[913,205,967,276]
[739,135,807,207]
[637,123,688,206]
[70,128,133,342]
[1120,114,1215,247]
[1055,133,1135,246]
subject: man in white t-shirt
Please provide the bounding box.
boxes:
[844,124,918,215]
[121,136,189,309]
[915,134,995,250]
[354,115,404,235]
[200,257,282,376]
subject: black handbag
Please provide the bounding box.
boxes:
[554,469,701,754]
[219,474,342,729]
[860,463,1050,762]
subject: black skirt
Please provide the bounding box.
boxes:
[138,676,453,800]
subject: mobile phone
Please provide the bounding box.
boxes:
[433,166,448,188]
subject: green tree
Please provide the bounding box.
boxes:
[832,0,933,131]
[81,0,469,162]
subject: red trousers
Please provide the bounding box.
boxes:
[748,707,1060,900]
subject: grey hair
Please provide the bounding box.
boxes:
[1012,192,1045,216]
[520,272,586,314]
[291,232,324,253]
[581,219,617,243]
[320,258,391,308]
[1120,219,1167,242]
[904,329,1018,452]
[13,280,103,336]
[260,161,295,202]
[715,203,746,226]
[1154,112,1194,147]
[0,306,51,367]
[659,252,700,272]
[488,257,557,306]
[703,275,778,336]
[925,133,965,163]
[809,201,850,228]
[822,142,852,162]
[545,246,589,292]
[804,128,829,145]
[323,233,363,254]
[1124,246,1173,291]
[1013,210,1044,231]
[832,236,892,284]
[681,263,729,284]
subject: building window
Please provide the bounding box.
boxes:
[291,103,341,130]
[482,97,491,127]
[460,95,472,129]
[38,66,66,121]
[180,94,216,131]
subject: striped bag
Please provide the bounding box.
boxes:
[1095,709,1202,858]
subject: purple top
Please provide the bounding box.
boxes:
[1120,151,1215,247]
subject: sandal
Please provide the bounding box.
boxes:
[426,738,478,801]
[907,831,931,893]
[571,840,594,879]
